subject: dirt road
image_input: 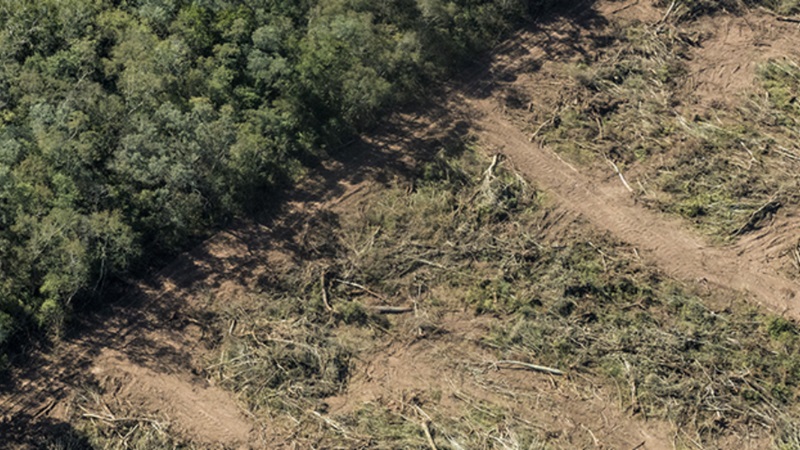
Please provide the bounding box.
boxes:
[452,2,800,317]
[466,96,798,314]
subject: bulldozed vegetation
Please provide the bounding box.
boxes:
[39,141,799,448]
[199,144,800,448]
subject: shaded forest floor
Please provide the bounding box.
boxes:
[3,0,800,448]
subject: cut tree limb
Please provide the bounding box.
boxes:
[732,199,782,236]
[605,159,634,193]
[413,405,438,450]
[422,420,438,450]
[81,412,161,425]
[333,278,387,301]
[529,117,553,142]
[659,0,677,24]
[415,258,448,270]
[320,271,332,311]
[792,244,800,271]
[371,306,414,314]
[484,153,500,177]
[494,360,564,376]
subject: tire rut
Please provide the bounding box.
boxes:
[461,94,799,317]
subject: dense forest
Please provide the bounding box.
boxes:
[0,0,561,364]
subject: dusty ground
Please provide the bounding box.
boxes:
[683,7,800,111]
[453,0,800,317]
[1,0,799,448]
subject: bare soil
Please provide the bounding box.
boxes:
[450,0,800,317]
[465,96,800,315]
[684,8,800,111]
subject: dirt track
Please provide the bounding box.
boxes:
[450,3,800,318]
[463,94,799,316]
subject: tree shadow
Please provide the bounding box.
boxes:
[2,414,94,449]
[457,0,609,101]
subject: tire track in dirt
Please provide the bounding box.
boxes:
[736,213,800,279]
[445,0,800,318]
[3,3,798,447]
[684,10,800,110]
[458,94,799,317]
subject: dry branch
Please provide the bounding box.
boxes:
[81,412,161,425]
[413,405,438,450]
[33,398,57,419]
[310,411,362,441]
[422,420,438,450]
[415,258,448,270]
[333,278,388,301]
[529,117,554,142]
[739,141,758,170]
[776,146,800,161]
[493,360,564,376]
[484,153,500,178]
[659,0,677,24]
[581,423,600,447]
[371,306,414,314]
[467,154,503,206]
[792,244,800,271]
[320,271,332,311]
[606,159,634,193]
[731,198,782,236]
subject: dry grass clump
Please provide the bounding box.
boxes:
[321,397,547,450]
[334,145,542,313]
[282,385,548,450]
[208,297,354,414]
[542,22,685,164]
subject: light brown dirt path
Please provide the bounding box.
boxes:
[450,2,800,317]
[466,98,798,313]
[89,348,254,445]
[0,281,259,448]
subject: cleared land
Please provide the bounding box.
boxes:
[2,1,800,449]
